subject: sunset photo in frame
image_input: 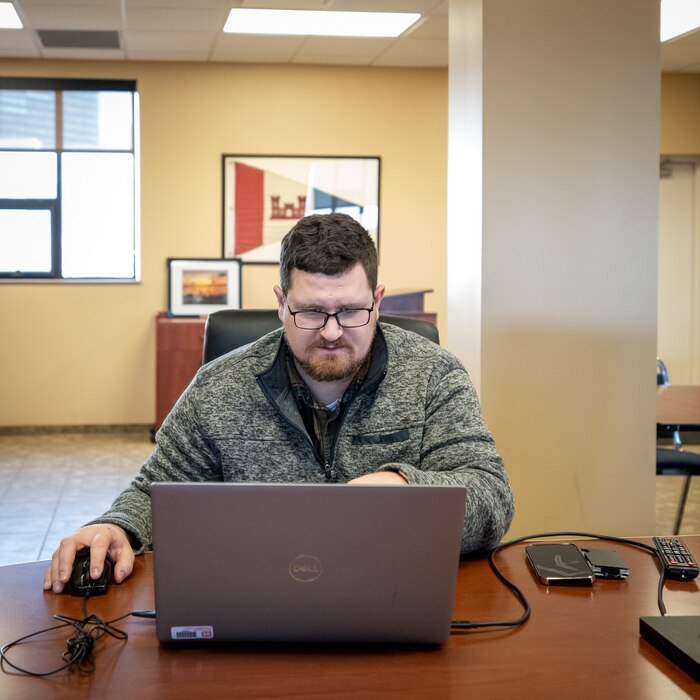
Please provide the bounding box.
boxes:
[222,155,380,263]
[167,258,241,317]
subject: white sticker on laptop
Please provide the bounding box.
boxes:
[171,626,214,640]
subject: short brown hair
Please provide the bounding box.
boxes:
[279,213,377,293]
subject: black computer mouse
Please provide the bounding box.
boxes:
[64,548,112,597]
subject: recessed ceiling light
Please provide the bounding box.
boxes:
[223,9,421,38]
[0,2,22,29]
[661,0,700,42]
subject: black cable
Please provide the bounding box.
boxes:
[450,530,665,632]
[657,570,668,616]
[0,598,155,678]
[0,532,670,655]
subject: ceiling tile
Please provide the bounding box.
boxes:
[666,32,700,48]
[126,31,216,52]
[125,8,226,33]
[4,0,700,72]
[407,14,447,40]
[126,0,227,7]
[21,5,122,30]
[240,0,327,9]
[19,0,116,5]
[377,37,446,61]
[0,47,40,57]
[295,36,394,58]
[211,52,295,64]
[373,53,446,67]
[332,0,442,12]
[292,54,374,66]
[211,33,305,62]
[127,50,210,61]
[0,28,38,49]
[661,42,700,72]
[40,46,125,59]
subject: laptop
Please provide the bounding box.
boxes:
[151,482,466,645]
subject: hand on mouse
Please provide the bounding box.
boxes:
[43,524,135,594]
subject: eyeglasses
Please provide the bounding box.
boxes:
[286,302,375,330]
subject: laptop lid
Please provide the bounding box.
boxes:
[151,482,466,645]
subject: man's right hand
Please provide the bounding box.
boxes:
[43,524,135,594]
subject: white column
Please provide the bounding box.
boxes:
[447,0,484,393]
[448,0,660,536]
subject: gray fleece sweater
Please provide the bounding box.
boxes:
[91,323,514,554]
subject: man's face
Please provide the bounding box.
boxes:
[274,263,384,383]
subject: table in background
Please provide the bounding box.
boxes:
[657,384,700,432]
[1,538,698,698]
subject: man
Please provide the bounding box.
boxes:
[45,213,514,593]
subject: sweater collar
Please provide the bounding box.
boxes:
[258,324,388,398]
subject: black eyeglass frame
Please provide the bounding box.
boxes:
[286,302,376,330]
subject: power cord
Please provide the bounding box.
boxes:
[0,596,155,677]
[450,531,664,632]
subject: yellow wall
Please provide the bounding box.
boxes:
[0,59,447,427]
[2,63,696,429]
[658,73,700,387]
[661,73,700,154]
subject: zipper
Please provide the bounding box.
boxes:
[323,396,358,481]
[257,376,333,481]
[322,462,332,482]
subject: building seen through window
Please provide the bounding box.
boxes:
[0,78,139,281]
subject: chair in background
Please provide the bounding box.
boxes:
[656,358,679,447]
[202,310,282,364]
[655,357,700,534]
[202,309,439,365]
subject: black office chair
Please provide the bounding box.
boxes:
[202,308,439,364]
[657,357,670,387]
[655,357,700,534]
[656,357,679,447]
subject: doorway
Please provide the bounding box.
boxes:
[658,157,700,384]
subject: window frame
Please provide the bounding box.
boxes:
[0,77,139,283]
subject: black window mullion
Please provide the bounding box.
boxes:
[54,92,63,278]
[0,199,59,278]
[0,199,55,208]
[53,153,62,278]
[0,77,136,92]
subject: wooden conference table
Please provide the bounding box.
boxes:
[657,384,700,432]
[1,538,698,699]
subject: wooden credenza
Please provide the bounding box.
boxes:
[155,313,206,432]
[154,289,435,432]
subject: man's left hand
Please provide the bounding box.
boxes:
[347,470,407,485]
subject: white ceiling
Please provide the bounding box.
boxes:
[0,0,698,72]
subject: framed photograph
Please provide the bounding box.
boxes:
[222,154,380,263]
[167,258,242,317]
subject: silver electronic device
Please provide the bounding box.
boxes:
[151,482,466,645]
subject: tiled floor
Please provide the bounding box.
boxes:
[0,430,153,566]
[0,430,698,567]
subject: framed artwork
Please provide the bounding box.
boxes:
[167,258,242,317]
[222,154,380,263]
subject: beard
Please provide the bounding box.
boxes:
[286,332,373,383]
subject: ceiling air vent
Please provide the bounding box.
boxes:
[37,30,120,49]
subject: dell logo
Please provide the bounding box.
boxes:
[289,554,323,583]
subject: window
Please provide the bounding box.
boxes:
[0,78,139,281]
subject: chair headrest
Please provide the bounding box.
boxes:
[202,310,440,364]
